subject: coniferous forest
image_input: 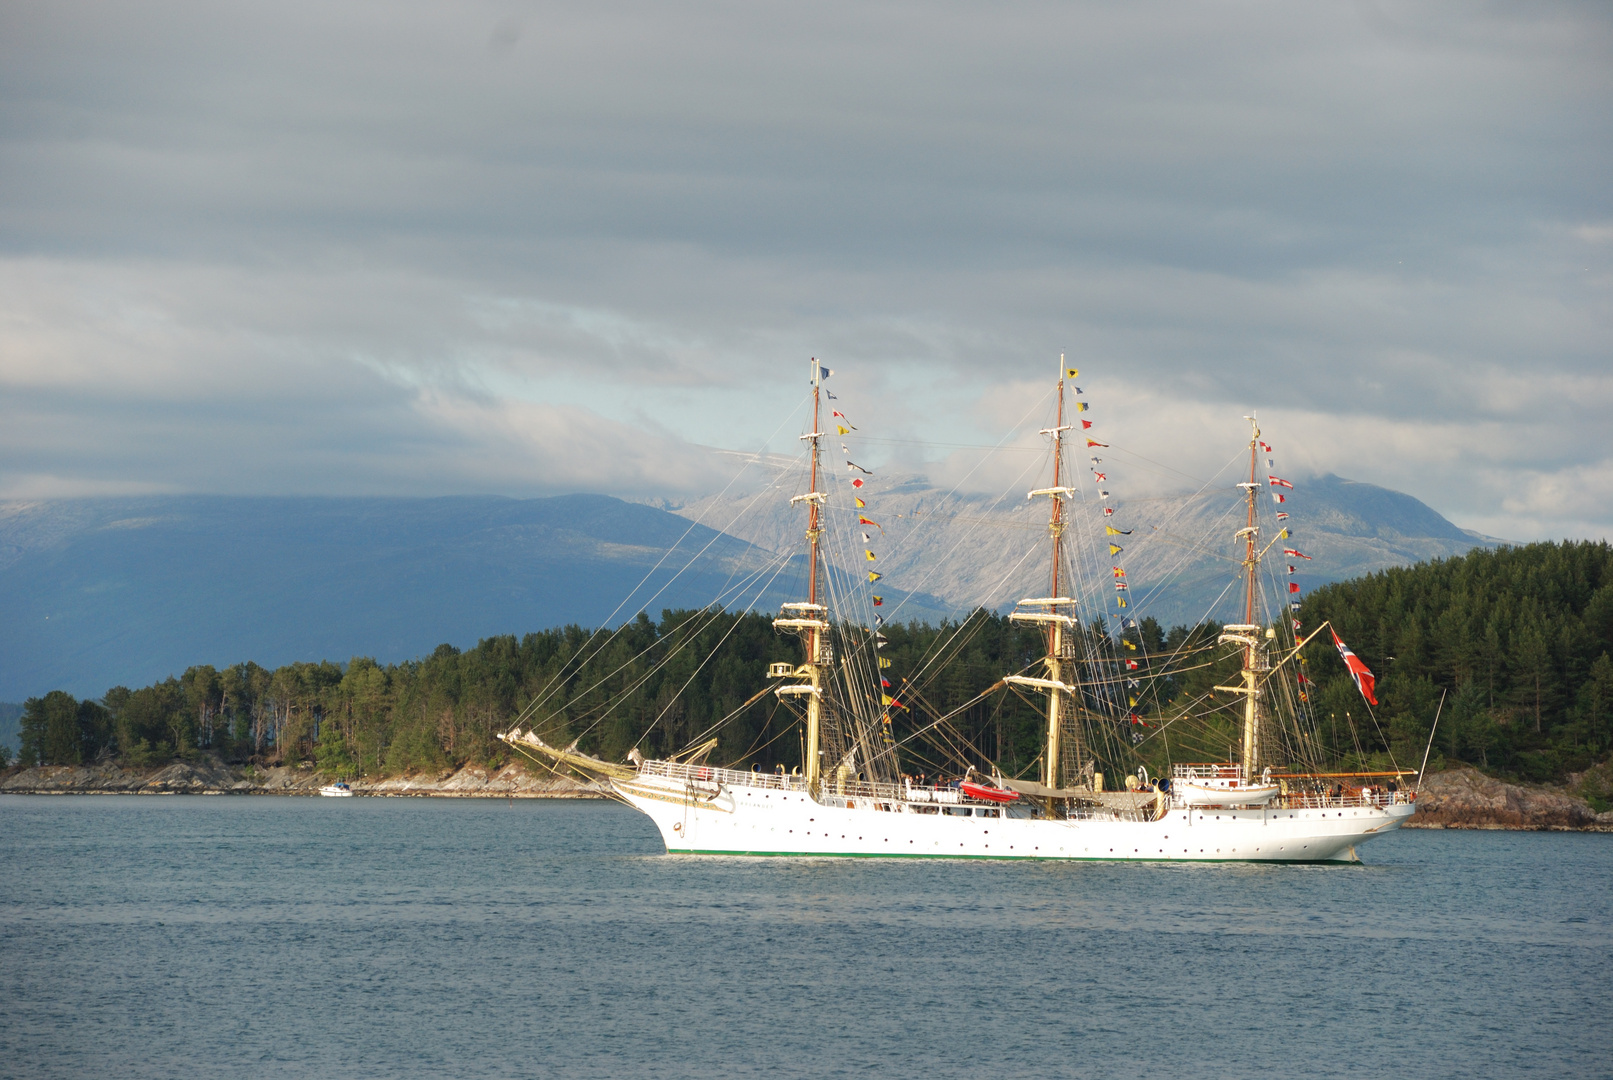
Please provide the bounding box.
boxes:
[12,541,1612,790]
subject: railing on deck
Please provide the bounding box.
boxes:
[1274,789,1412,809]
[639,760,1003,808]
[638,759,807,791]
[640,758,1411,814]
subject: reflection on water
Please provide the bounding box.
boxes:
[1,796,1608,1078]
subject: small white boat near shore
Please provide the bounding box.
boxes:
[319,782,354,797]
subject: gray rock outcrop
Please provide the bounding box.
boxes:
[1408,766,1605,830]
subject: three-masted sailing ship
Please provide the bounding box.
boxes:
[502,360,1416,861]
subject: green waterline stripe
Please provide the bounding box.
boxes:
[664,847,1359,864]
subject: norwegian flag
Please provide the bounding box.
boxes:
[1331,629,1379,706]
[1283,548,1312,560]
[1269,476,1293,489]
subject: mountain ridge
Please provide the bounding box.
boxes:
[0,480,1500,700]
[674,471,1506,630]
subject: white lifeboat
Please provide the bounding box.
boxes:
[1173,779,1278,806]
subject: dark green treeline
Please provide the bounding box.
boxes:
[14,541,1613,785]
[1299,540,1613,783]
[12,610,1063,778]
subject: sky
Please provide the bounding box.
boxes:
[1,0,1609,541]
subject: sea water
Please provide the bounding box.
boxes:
[0,795,1607,1079]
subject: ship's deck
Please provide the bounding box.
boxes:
[636,758,1412,814]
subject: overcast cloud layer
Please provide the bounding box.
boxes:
[2,0,1609,540]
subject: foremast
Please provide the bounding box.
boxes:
[772,358,830,793]
[1006,359,1080,805]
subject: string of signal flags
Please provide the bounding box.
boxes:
[816,364,906,737]
[817,359,1376,729]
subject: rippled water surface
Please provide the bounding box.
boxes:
[1,795,1608,1078]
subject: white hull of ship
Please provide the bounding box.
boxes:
[612,770,1414,863]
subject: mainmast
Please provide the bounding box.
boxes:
[1235,416,1265,778]
[1006,357,1079,802]
[772,358,830,793]
[1042,372,1069,791]
[804,363,824,790]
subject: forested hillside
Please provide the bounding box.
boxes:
[1300,540,1613,785]
[13,542,1612,788]
[8,610,1059,780]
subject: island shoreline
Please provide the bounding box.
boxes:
[5,761,1611,829]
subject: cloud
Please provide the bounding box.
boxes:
[0,0,1608,540]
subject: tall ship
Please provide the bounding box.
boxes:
[502,360,1416,861]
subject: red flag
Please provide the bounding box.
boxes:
[1331,629,1378,706]
[852,477,864,488]
[1283,548,1311,560]
[1269,476,1293,489]
[1087,439,1108,448]
[1080,419,1093,429]
[1289,582,1301,594]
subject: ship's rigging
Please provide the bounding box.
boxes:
[497,357,1413,858]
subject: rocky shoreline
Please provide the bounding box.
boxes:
[0,758,607,798]
[1405,765,1612,831]
[3,759,1610,829]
